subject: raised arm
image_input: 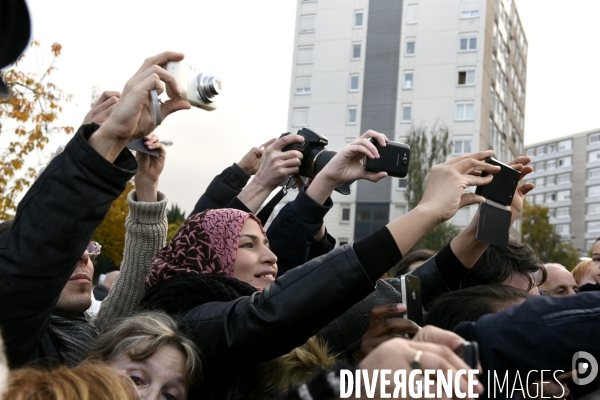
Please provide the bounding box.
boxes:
[96,136,169,333]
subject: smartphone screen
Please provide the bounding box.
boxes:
[401,275,423,327]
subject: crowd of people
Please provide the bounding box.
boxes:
[2,3,600,400]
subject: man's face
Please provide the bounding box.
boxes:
[539,265,578,296]
[55,250,94,316]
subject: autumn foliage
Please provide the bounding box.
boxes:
[0,41,74,220]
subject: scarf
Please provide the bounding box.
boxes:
[48,311,99,367]
[146,209,265,289]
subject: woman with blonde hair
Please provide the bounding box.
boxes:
[87,311,201,400]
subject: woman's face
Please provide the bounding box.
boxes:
[232,218,278,289]
[591,241,600,285]
[110,345,187,400]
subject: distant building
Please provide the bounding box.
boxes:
[525,128,600,254]
[282,0,528,243]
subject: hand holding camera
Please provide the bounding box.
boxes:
[306,130,389,204]
[82,91,120,126]
[91,51,192,162]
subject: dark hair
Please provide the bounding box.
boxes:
[0,219,14,236]
[425,285,530,331]
[391,249,436,277]
[461,238,547,291]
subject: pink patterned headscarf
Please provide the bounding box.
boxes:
[146,208,266,288]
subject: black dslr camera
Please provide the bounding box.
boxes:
[280,128,351,194]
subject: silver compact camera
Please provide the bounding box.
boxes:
[164,61,222,111]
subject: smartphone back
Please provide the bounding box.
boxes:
[475,157,520,206]
[401,275,423,327]
[364,139,410,178]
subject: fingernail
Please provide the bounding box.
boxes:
[396,303,405,311]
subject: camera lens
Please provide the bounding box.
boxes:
[403,157,408,165]
[300,148,337,178]
[196,73,222,104]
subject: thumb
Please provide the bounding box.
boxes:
[160,98,191,120]
[364,171,388,183]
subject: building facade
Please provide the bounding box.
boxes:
[282,0,528,243]
[525,129,600,254]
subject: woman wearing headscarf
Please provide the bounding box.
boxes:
[142,131,500,398]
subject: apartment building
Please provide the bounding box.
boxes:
[283,0,528,243]
[525,129,600,254]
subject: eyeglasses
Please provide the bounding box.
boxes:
[87,241,102,256]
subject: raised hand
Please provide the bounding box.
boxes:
[90,52,191,162]
[237,138,277,176]
[134,133,165,202]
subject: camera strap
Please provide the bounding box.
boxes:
[255,177,295,225]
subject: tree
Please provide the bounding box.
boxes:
[405,122,459,252]
[91,181,134,267]
[0,41,74,220]
[521,200,580,269]
[167,203,186,242]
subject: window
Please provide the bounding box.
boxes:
[352,43,362,60]
[455,102,474,120]
[547,193,556,202]
[558,139,572,151]
[589,150,600,162]
[556,224,570,235]
[349,74,360,92]
[589,186,600,198]
[295,77,311,95]
[339,239,349,247]
[406,40,415,56]
[548,144,556,154]
[341,206,351,222]
[404,71,414,89]
[557,190,570,201]
[299,15,316,33]
[588,222,600,233]
[347,107,358,124]
[558,157,571,167]
[534,194,544,204]
[546,159,556,170]
[354,11,364,28]
[556,207,570,218]
[406,4,418,24]
[398,178,407,189]
[557,173,570,184]
[297,46,313,64]
[588,203,600,215]
[535,177,544,187]
[526,148,535,156]
[453,138,472,155]
[589,168,600,180]
[460,0,479,18]
[458,69,475,86]
[459,36,477,52]
[292,108,308,126]
[536,145,545,156]
[546,176,556,186]
[401,105,412,123]
[589,132,600,144]
[536,162,545,171]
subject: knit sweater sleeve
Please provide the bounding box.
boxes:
[95,190,168,334]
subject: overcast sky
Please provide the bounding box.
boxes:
[19,0,600,213]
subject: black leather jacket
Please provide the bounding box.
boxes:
[183,245,376,399]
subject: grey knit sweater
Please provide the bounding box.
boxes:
[95,190,168,334]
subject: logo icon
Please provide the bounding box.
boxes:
[572,351,598,385]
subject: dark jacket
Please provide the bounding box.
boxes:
[454,292,600,400]
[0,125,137,367]
[183,244,376,399]
[189,163,250,217]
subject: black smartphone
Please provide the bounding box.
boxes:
[475,157,520,206]
[454,341,479,370]
[364,138,410,178]
[400,275,423,331]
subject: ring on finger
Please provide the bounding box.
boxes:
[412,350,423,369]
